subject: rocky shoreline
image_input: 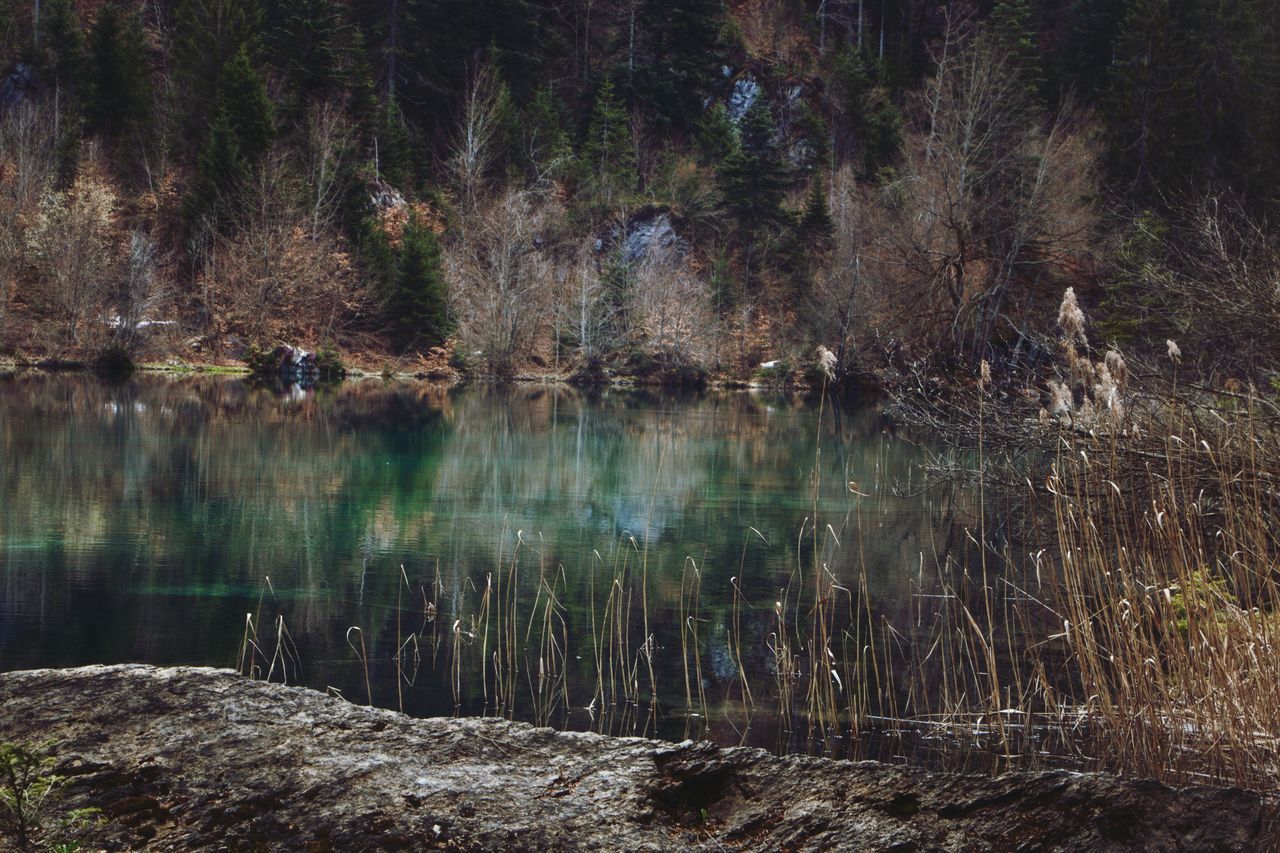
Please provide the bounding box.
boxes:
[0,665,1265,851]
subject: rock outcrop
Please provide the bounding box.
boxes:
[0,666,1264,851]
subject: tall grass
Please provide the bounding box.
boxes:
[1031,395,1280,791]
[234,386,1280,799]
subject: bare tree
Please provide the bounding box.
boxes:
[211,152,367,345]
[0,102,58,338]
[447,188,558,376]
[303,100,355,240]
[810,166,880,373]
[24,163,118,348]
[449,63,509,217]
[886,11,1098,362]
[108,230,170,358]
[558,239,622,370]
[1104,194,1280,382]
[626,245,718,373]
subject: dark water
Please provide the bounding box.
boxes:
[0,372,977,752]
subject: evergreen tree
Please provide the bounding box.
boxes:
[521,86,574,180]
[374,103,416,188]
[396,0,556,138]
[1102,0,1277,205]
[695,102,738,166]
[1056,0,1124,99]
[1105,0,1201,197]
[86,4,152,140]
[631,0,726,129]
[218,49,277,164]
[388,216,451,349]
[797,178,834,253]
[987,0,1046,102]
[481,0,555,97]
[1186,0,1280,200]
[717,94,790,241]
[184,112,249,233]
[716,93,793,295]
[273,0,347,97]
[172,0,263,139]
[351,0,417,105]
[779,176,835,294]
[343,27,384,152]
[830,46,902,176]
[581,78,636,207]
[0,0,10,48]
[40,0,85,94]
[183,52,275,234]
[860,94,903,177]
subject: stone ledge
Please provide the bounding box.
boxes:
[0,665,1263,851]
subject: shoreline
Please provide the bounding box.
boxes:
[0,355,849,395]
[0,665,1264,851]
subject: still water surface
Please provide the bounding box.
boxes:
[0,373,974,750]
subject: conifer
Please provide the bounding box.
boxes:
[987,0,1046,102]
[274,0,347,96]
[172,0,263,137]
[388,216,451,349]
[717,94,790,241]
[696,103,738,166]
[218,50,277,164]
[798,178,834,253]
[41,0,85,94]
[86,4,152,140]
[581,78,636,207]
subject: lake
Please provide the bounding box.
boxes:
[0,372,980,755]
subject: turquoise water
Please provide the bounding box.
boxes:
[0,373,975,750]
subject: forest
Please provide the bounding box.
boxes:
[0,0,1276,387]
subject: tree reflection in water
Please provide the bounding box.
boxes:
[0,372,982,758]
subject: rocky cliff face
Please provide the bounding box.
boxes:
[0,665,1264,851]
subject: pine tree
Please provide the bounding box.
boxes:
[183,51,275,234]
[695,102,738,166]
[40,0,85,94]
[172,0,263,139]
[832,43,872,106]
[1105,0,1200,197]
[830,46,901,175]
[86,4,152,140]
[779,176,835,295]
[483,0,554,97]
[184,112,248,233]
[352,0,420,106]
[522,86,574,181]
[273,0,347,96]
[218,50,277,164]
[345,28,383,148]
[632,0,726,129]
[1056,0,1125,98]
[860,94,903,177]
[388,216,451,349]
[715,93,793,295]
[396,0,554,140]
[987,0,1046,102]
[374,103,416,189]
[717,94,790,241]
[797,178,834,253]
[0,1,11,53]
[581,78,636,207]
[1185,0,1280,199]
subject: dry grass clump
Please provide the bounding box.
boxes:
[1032,396,1280,791]
[868,286,1280,794]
